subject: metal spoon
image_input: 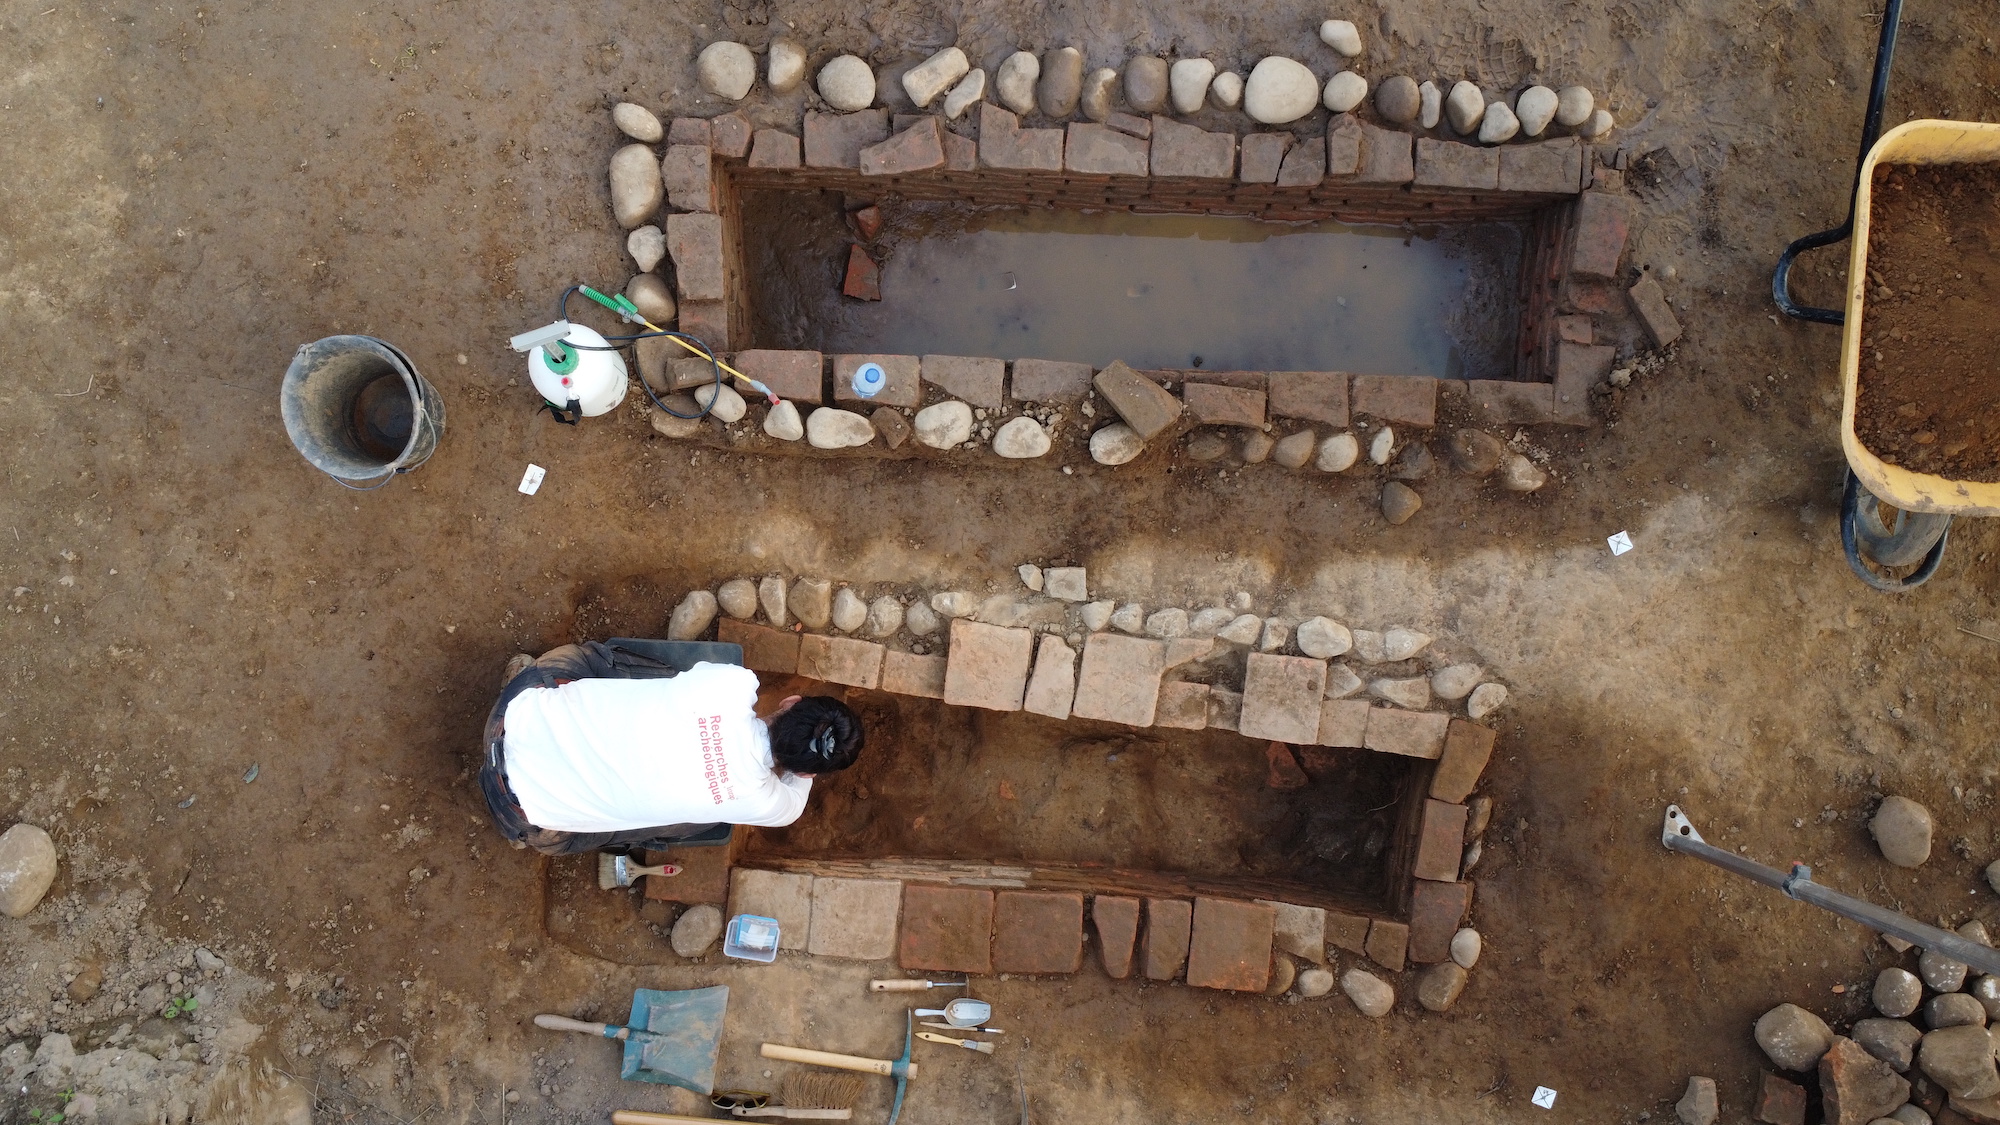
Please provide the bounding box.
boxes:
[913,998,991,1028]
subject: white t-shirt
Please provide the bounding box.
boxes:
[501,662,812,833]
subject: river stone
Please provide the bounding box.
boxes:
[1854,1017,1923,1072]
[1325,664,1364,698]
[807,408,875,449]
[829,586,867,632]
[1876,968,1923,1018]
[1245,57,1320,124]
[610,144,663,228]
[996,51,1040,115]
[1757,1004,1835,1071]
[1928,993,1987,1030]
[672,903,724,957]
[932,591,979,618]
[1478,101,1520,144]
[1467,682,1508,719]
[1369,426,1395,465]
[1259,618,1291,652]
[905,600,939,636]
[1318,19,1362,56]
[1297,967,1335,998]
[866,596,904,638]
[915,401,974,449]
[1449,428,1508,475]
[1382,482,1423,525]
[1451,928,1482,969]
[0,824,57,918]
[789,578,832,629]
[1555,85,1595,127]
[1370,676,1431,709]
[1872,796,1932,867]
[1419,80,1442,129]
[628,225,666,272]
[1445,80,1486,134]
[1323,71,1367,114]
[1080,600,1115,632]
[1918,1024,2000,1098]
[1392,441,1435,481]
[1038,47,1084,117]
[668,590,718,641]
[1143,608,1189,639]
[1975,976,2000,1021]
[651,398,703,438]
[764,399,804,441]
[1018,564,1044,593]
[943,68,986,120]
[1187,433,1231,462]
[1090,423,1145,465]
[1297,617,1352,659]
[993,417,1052,458]
[1965,920,1992,947]
[1110,604,1145,635]
[697,42,756,101]
[613,102,663,142]
[1209,70,1244,110]
[695,382,746,424]
[1080,68,1119,121]
[1217,614,1263,646]
[1169,58,1216,114]
[1317,433,1360,472]
[818,55,876,112]
[759,577,788,627]
[1273,430,1317,469]
[1376,75,1421,124]
[1921,948,1968,993]
[1516,85,1559,137]
[626,274,677,325]
[1190,607,1235,636]
[1125,56,1169,114]
[1431,664,1483,701]
[1580,109,1616,139]
[1417,962,1467,1012]
[1676,1076,1718,1125]
[1888,1104,1932,1125]
[1240,430,1274,463]
[1266,953,1297,996]
[903,47,969,108]
[767,39,807,93]
[1500,453,1548,492]
[1341,969,1394,1017]
[717,579,758,620]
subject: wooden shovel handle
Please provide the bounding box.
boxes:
[610,1113,727,1124]
[760,1043,908,1078]
[534,1014,627,1040]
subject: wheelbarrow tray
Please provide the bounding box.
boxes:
[1841,118,2000,516]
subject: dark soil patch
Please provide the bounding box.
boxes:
[1855,161,2000,480]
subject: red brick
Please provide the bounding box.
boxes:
[677,301,731,350]
[992,891,1085,975]
[1267,371,1349,426]
[1430,720,1496,803]
[1065,122,1149,176]
[1141,898,1193,980]
[860,117,946,176]
[941,129,976,172]
[1239,133,1291,184]
[1414,138,1499,190]
[1317,699,1370,748]
[641,829,742,906]
[1413,799,1469,882]
[1276,135,1325,188]
[1363,707,1449,758]
[1556,314,1594,344]
[1324,114,1362,177]
[1499,136,1584,195]
[733,350,824,404]
[1569,191,1629,279]
[1265,741,1308,789]
[1154,680,1209,730]
[1205,688,1242,732]
[797,634,884,689]
[1757,1073,1806,1125]
[921,355,1005,409]
[1071,633,1168,727]
[833,353,922,409]
[898,884,993,974]
[666,212,725,301]
[709,112,751,159]
[1553,341,1612,425]
[1326,912,1370,954]
[942,619,1034,712]
[1462,379,1554,426]
[1105,112,1151,138]
[804,109,891,170]
[1240,654,1327,744]
[748,128,801,169]
[871,407,910,450]
[1186,898,1275,992]
[1365,919,1408,972]
[1351,374,1438,427]
[1408,879,1471,963]
[1092,895,1141,979]
[848,206,883,241]
[717,619,799,674]
[1092,361,1183,440]
[842,245,882,300]
[1183,383,1266,428]
[662,144,713,211]
[1358,122,1415,184]
[1150,116,1235,179]
[1819,1035,1910,1125]
[668,117,710,146]
[1022,634,1077,719]
[1628,276,1683,347]
[880,651,946,699]
[1559,276,1625,316]
[977,104,1063,172]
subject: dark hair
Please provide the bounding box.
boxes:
[769,696,864,774]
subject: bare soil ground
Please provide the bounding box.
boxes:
[5,1,2000,1123]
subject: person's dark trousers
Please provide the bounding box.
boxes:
[479,641,723,856]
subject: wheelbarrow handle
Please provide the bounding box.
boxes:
[761,1043,914,1080]
[534,1013,630,1041]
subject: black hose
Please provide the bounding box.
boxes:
[550,285,723,419]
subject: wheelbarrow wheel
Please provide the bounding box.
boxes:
[1841,470,1950,591]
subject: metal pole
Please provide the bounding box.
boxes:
[1661,805,2000,976]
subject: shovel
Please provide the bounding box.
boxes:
[534,986,729,1094]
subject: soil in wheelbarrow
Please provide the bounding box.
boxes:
[1855,161,2000,481]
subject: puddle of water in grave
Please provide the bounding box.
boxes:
[741,191,1526,378]
[747,693,1418,908]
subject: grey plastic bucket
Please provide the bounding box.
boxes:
[280,335,444,487]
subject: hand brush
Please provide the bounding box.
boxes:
[597,853,681,889]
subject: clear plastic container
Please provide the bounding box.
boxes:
[723,913,780,962]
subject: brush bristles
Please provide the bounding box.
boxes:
[597,852,621,890]
[783,1072,865,1109]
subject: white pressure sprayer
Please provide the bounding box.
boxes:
[509,321,629,425]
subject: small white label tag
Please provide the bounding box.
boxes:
[519,464,546,495]
[1606,530,1633,556]
[1532,1087,1558,1109]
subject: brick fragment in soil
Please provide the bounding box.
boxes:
[843,245,882,301]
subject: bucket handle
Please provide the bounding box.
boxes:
[300,337,443,491]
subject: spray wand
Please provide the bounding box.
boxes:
[575,286,780,405]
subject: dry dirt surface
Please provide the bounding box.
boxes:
[4,1,2000,1123]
